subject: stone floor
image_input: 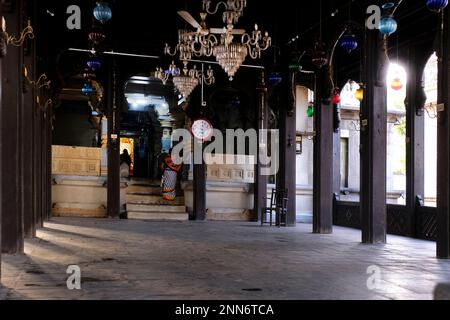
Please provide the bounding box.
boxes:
[0,217,449,300]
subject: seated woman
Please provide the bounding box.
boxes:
[161,151,182,201]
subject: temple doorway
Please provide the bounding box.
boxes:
[121,74,179,181]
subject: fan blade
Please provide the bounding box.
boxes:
[210,27,227,34]
[230,29,246,35]
[210,28,246,35]
[177,11,201,30]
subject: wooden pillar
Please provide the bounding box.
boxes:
[193,141,206,221]
[22,32,36,236]
[255,71,268,222]
[34,102,43,228]
[313,66,334,234]
[1,0,25,254]
[0,25,2,278]
[360,29,388,244]
[405,45,427,237]
[107,58,120,218]
[333,127,341,199]
[46,106,53,221]
[277,73,297,226]
[437,9,450,259]
[41,107,50,222]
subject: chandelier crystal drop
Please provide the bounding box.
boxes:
[173,75,199,99]
[213,43,248,81]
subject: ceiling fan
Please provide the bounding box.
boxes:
[177,10,246,36]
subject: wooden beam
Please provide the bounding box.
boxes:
[313,67,334,234]
[437,9,450,259]
[360,30,388,244]
[255,72,268,222]
[1,1,25,254]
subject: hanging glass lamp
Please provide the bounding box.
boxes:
[307,104,314,117]
[379,15,397,35]
[391,77,403,91]
[82,82,94,95]
[93,2,112,24]
[267,72,283,86]
[312,42,328,69]
[426,0,448,12]
[332,88,341,105]
[340,34,358,53]
[87,57,102,71]
[355,88,364,101]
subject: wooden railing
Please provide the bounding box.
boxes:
[333,198,437,241]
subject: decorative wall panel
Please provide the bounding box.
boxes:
[52,145,102,176]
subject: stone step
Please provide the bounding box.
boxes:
[126,185,162,195]
[127,178,160,186]
[127,212,189,221]
[126,194,185,206]
[126,204,187,213]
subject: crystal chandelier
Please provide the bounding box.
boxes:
[164,0,270,81]
[156,60,215,99]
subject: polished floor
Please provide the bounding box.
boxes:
[0,218,449,300]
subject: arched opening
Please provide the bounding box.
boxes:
[423,53,438,207]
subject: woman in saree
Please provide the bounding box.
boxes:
[161,151,182,201]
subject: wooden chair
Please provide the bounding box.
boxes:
[261,189,288,227]
[276,196,289,227]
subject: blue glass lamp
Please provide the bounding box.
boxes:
[267,72,283,86]
[340,34,358,53]
[93,2,112,24]
[426,0,449,12]
[379,15,397,35]
[87,57,102,71]
[82,82,94,95]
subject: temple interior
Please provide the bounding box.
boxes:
[1,0,450,301]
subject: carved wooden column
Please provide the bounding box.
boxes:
[41,106,48,222]
[405,45,428,237]
[0,14,3,278]
[1,0,25,254]
[34,104,43,228]
[46,105,53,221]
[22,4,36,236]
[255,71,268,222]
[193,139,206,221]
[360,29,388,244]
[437,9,450,259]
[107,58,121,218]
[277,72,297,226]
[313,66,334,234]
